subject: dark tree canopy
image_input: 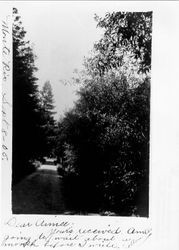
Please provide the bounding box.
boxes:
[12,8,44,184]
[12,8,58,185]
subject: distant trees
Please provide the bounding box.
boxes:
[39,81,57,157]
[40,81,56,117]
[55,12,152,216]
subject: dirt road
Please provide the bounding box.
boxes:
[12,164,66,214]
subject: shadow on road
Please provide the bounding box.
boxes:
[12,164,66,214]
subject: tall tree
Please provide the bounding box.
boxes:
[40,81,56,117]
[12,8,43,184]
[40,81,57,156]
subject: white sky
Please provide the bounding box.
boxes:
[14,1,155,120]
[14,1,108,119]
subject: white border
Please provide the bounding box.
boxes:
[0,1,179,250]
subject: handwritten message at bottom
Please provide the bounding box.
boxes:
[1,216,151,249]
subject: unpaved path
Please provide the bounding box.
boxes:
[12,164,66,214]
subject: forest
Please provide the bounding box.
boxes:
[12,8,152,216]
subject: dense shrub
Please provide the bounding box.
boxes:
[55,74,149,215]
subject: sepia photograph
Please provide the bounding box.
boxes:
[11,2,152,217]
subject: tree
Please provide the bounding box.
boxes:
[40,81,57,156]
[12,8,43,184]
[40,81,56,117]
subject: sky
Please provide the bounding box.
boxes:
[14,1,108,119]
[14,1,154,120]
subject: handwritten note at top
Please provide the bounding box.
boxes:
[1,216,152,249]
[1,15,11,161]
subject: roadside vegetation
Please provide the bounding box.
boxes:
[55,12,152,216]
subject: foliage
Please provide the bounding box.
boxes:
[55,11,152,216]
[56,74,150,215]
[84,12,152,77]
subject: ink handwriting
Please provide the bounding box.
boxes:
[1,217,152,249]
[1,16,11,161]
